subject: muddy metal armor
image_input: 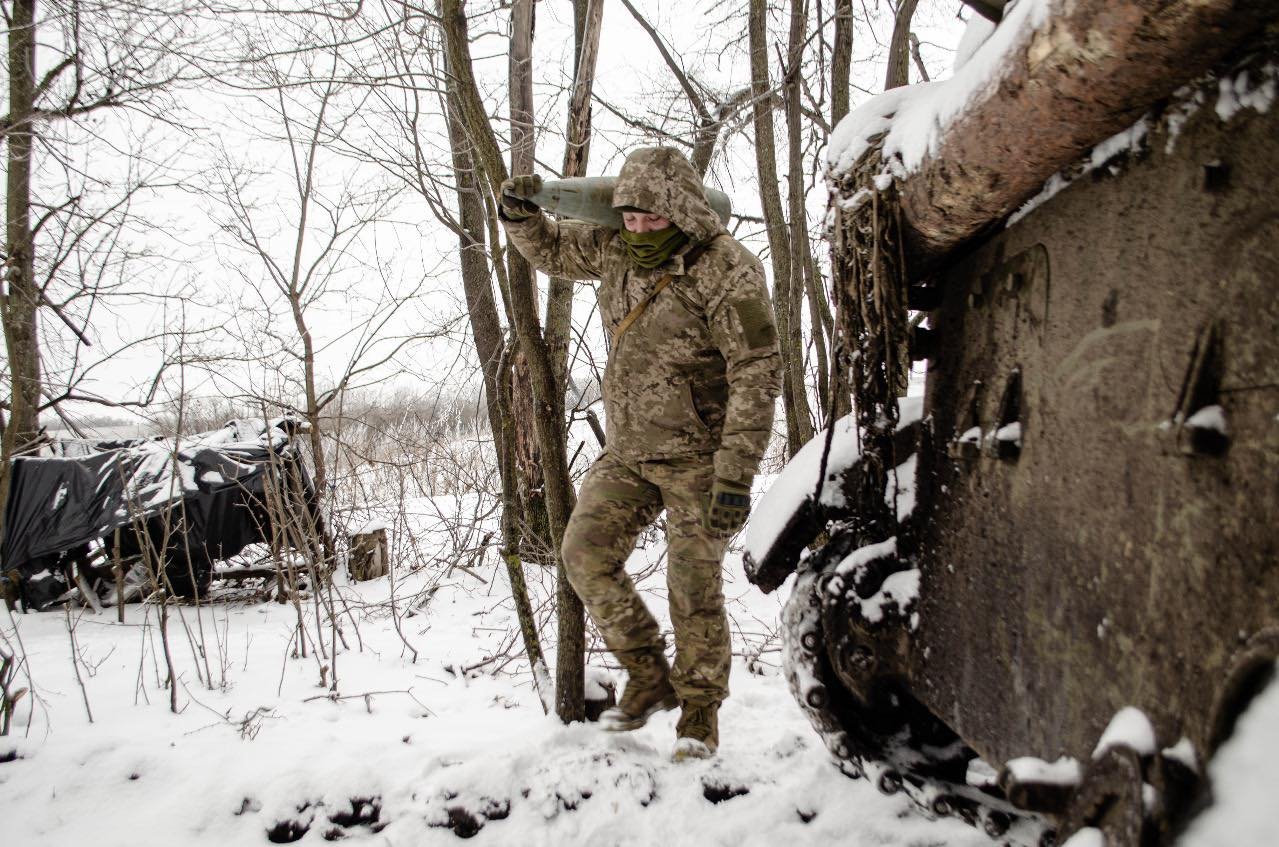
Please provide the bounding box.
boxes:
[501,147,782,709]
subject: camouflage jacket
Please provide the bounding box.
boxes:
[502,147,782,483]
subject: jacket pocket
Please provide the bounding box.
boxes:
[684,381,712,433]
[652,380,712,439]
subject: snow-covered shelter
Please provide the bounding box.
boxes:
[0,418,321,610]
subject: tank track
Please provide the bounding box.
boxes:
[781,525,1056,846]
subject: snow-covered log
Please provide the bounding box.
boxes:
[829,0,1278,270]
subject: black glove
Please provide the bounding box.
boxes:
[500,174,543,220]
[704,477,752,538]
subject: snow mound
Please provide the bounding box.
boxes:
[954,14,997,73]
[1092,706,1157,759]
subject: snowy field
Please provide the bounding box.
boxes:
[0,494,997,847]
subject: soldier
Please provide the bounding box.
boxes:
[499,147,782,761]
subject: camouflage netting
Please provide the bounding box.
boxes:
[827,140,912,529]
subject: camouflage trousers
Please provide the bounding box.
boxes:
[561,451,730,706]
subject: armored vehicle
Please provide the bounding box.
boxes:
[745,3,1278,844]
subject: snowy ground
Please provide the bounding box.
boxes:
[5,473,1273,847]
[0,521,997,847]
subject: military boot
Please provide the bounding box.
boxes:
[599,650,677,732]
[672,702,720,761]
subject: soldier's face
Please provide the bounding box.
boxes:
[622,212,671,233]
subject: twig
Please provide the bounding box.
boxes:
[64,607,94,724]
[301,688,413,706]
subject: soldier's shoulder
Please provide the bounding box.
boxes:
[696,233,761,277]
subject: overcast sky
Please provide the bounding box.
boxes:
[36,0,969,432]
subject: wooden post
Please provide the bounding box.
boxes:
[347,528,388,582]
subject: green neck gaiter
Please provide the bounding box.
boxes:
[618,226,690,269]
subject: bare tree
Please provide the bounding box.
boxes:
[616,0,753,179]
[749,0,815,457]
[439,0,588,722]
[1,0,213,543]
[445,57,552,712]
[546,0,603,395]
[504,0,592,723]
[316,3,562,710]
[206,34,424,575]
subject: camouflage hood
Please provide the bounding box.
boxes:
[612,147,725,245]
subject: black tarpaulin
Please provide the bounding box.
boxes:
[0,418,319,589]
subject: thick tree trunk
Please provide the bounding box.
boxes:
[506,0,552,559]
[440,0,583,720]
[443,89,549,705]
[443,107,508,488]
[507,274,583,724]
[439,1,510,193]
[1,0,43,547]
[887,0,1275,268]
[438,0,545,559]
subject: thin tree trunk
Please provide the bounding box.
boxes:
[909,33,931,83]
[505,0,554,564]
[831,0,853,127]
[805,260,831,423]
[826,0,854,423]
[748,0,803,457]
[885,0,920,90]
[1,0,42,547]
[546,0,604,399]
[783,0,816,448]
[281,79,338,571]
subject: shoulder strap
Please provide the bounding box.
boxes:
[612,274,672,345]
[611,236,722,345]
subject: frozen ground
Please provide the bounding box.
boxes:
[0,515,997,847]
